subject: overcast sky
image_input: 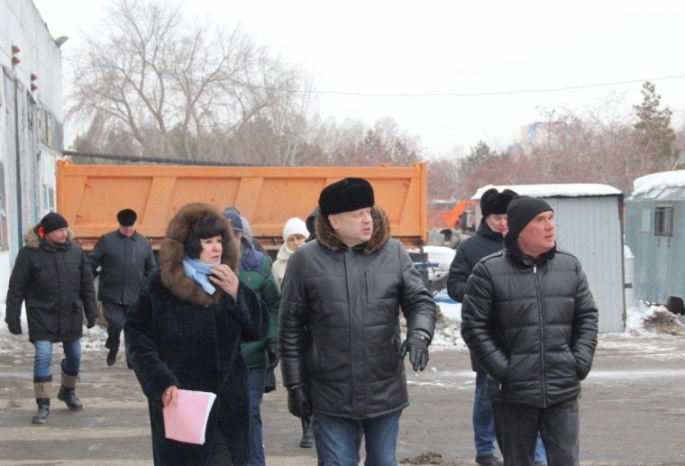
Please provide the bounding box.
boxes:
[33,0,685,156]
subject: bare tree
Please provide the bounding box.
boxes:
[67,0,310,163]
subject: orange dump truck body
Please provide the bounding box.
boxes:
[56,160,428,251]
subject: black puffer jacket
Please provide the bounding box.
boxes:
[88,230,157,305]
[447,219,504,303]
[278,207,437,419]
[5,226,97,342]
[447,219,504,372]
[461,236,598,408]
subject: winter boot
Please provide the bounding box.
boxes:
[57,361,83,411]
[32,376,52,424]
[300,418,314,448]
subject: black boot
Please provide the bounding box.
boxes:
[32,376,52,424]
[300,418,314,448]
[32,398,50,424]
[57,361,83,411]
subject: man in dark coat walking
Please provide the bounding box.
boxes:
[88,209,157,366]
[5,212,98,423]
[278,178,437,465]
[448,188,547,466]
[461,196,599,466]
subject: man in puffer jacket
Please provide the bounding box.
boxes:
[461,196,598,466]
[5,212,98,424]
[278,178,437,465]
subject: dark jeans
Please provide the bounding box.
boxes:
[475,371,547,461]
[102,302,128,352]
[247,367,266,466]
[492,399,579,466]
[207,424,232,466]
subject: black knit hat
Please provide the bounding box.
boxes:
[480,188,518,217]
[117,209,137,226]
[41,212,68,234]
[506,196,554,241]
[319,178,375,217]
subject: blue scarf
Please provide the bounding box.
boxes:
[183,257,220,295]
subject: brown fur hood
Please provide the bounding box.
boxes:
[315,206,390,254]
[24,225,75,249]
[158,203,239,306]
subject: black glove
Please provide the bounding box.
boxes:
[287,385,312,420]
[400,331,430,371]
[265,339,279,370]
[87,315,97,329]
[7,322,22,335]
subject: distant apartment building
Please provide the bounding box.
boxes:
[520,121,569,153]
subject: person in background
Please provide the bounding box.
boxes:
[5,212,98,424]
[124,203,269,466]
[278,178,437,465]
[272,217,308,291]
[447,188,547,466]
[271,216,314,448]
[223,209,280,466]
[222,206,271,263]
[461,196,599,466]
[88,208,157,367]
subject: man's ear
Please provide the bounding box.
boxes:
[328,214,339,230]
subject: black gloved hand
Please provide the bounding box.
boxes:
[287,385,312,420]
[266,339,279,370]
[87,315,97,329]
[400,331,430,371]
[7,322,22,335]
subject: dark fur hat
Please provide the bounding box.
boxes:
[319,178,375,217]
[480,188,518,217]
[117,209,138,226]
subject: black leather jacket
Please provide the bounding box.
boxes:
[461,236,598,408]
[278,207,437,419]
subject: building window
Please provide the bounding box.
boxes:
[640,209,651,232]
[654,206,673,237]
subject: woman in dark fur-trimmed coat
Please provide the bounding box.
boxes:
[124,203,269,466]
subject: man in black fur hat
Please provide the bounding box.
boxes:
[278,177,437,465]
[461,196,598,466]
[88,209,157,366]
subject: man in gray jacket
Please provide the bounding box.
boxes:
[88,209,157,366]
[278,178,437,465]
[461,196,599,466]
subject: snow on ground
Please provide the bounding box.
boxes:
[1,299,683,355]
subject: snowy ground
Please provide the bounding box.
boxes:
[1,298,683,355]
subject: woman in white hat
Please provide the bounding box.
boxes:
[272,218,309,291]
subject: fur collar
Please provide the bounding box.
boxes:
[158,203,240,306]
[315,206,390,254]
[24,225,75,249]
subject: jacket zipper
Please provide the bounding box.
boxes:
[533,264,546,407]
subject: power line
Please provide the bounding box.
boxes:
[61,56,685,99]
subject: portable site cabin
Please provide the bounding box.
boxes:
[624,170,685,314]
[472,184,625,333]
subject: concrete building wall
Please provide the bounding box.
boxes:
[0,0,64,300]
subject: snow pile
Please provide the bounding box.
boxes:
[624,302,685,336]
[632,170,685,195]
[473,183,621,199]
